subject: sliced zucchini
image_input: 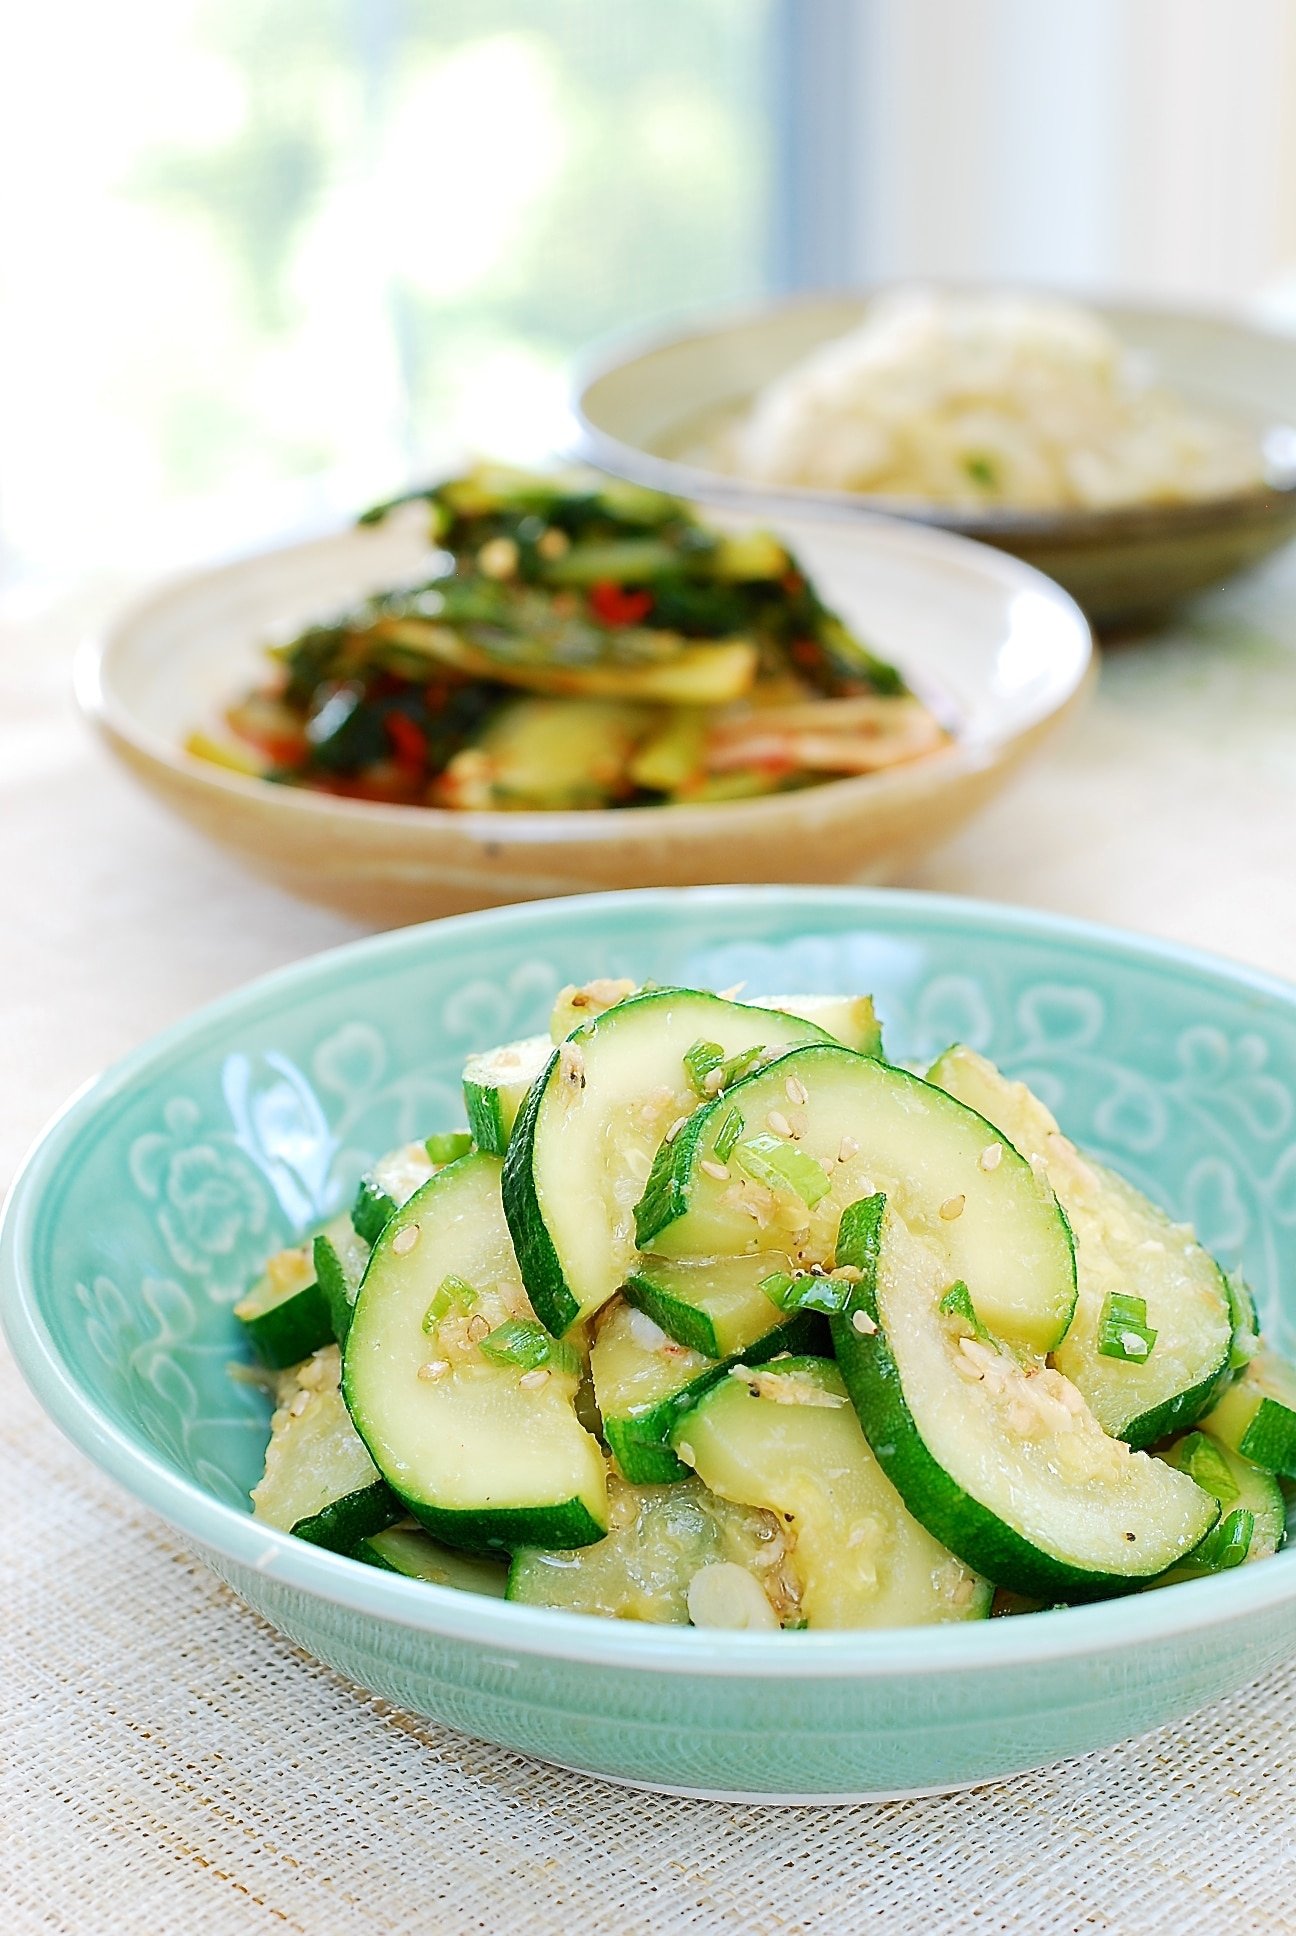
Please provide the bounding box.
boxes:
[508,1474,791,1624]
[312,1214,371,1345]
[1156,1431,1285,1582]
[1202,1348,1296,1478]
[344,1151,608,1553]
[462,1035,552,1157]
[545,983,881,1053]
[591,1293,819,1485]
[234,1243,332,1370]
[928,1045,1233,1446]
[637,1042,1076,1354]
[503,988,828,1336]
[751,993,883,1058]
[625,1249,804,1360]
[251,1346,399,1551]
[672,1356,990,1628]
[549,977,640,1041]
[351,1140,438,1245]
[356,1523,509,1597]
[831,1195,1218,1599]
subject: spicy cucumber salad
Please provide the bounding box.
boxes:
[238,979,1290,1631]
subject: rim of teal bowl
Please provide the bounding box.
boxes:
[6,884,1296,1679]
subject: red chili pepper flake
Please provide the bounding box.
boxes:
[588,581,653,627]
[386,711,428,773]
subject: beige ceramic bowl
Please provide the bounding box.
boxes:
[573,292,1296,627]
[77,509,1092,926]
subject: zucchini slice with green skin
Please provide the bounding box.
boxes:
[547,984,882,1055]
[251,1345,400,1552]
[462,1034,552,1157]
[356,1524,509,1597]
[234,1243,333,1371]
[623,1249,810,1360]
[591,1293,820,1485]
[1202,1349,1296,1477]
[503,988,828,1336]
[1156,1431,1286,1582]
[312,1215,371,1345]
[751,993,883,1058]
[928,1045,1233,1447]
[508,1474,789,1623]
[672,1355,990,1628]
[830,1196,1218,1599]
[344,1152,608,1553]
[351,1141,439,1245]
[637,1042,1076,1355]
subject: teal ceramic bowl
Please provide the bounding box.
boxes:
[5,887,1296,1802]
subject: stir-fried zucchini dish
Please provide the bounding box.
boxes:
[240,980,1290,1630]
[189,467,947,810]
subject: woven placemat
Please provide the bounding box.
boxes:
[5,1334,1294,1936]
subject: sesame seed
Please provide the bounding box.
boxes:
[535,526,570,559]
[838,1135,859,1164]
[702,1067,725,1095]
[288,1389,311,1417]
[833,1265,863,1282]
[979,1142,1003,1172]
[785,1076,809,1107]
[664,1114,690,1143]
[392,1223,420,1255]
[851,1308,877,1335]
[939,1194,966,1221]
[818,1156,835,1177]
[466,1315,490,1344]
[953,1576,976,1607]
[417,1359,450,1382]
[767,1109,794,1139]
[700,1159,729,1181]
[717,982,747,1000]
[518,1367,550,1390]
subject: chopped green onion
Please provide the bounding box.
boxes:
[422,1273,478,1330]
[477,1317,581,1378]
[939,1281,994,1345]
[760,1269,856,1316]
[683,1039,725,1096]
[426,1130,473,1165]
[713,1107,744,1163]
[734,1134,831,1207]
[1177,1430,1240,1508]
[718,1044,766,1088]
[685,1040,767,1099]
[1193,1506,1255,1573]
[478,1318,552,1369]
[1097,1291,1157,1362]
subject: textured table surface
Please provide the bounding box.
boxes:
[4,551,1296,1934]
